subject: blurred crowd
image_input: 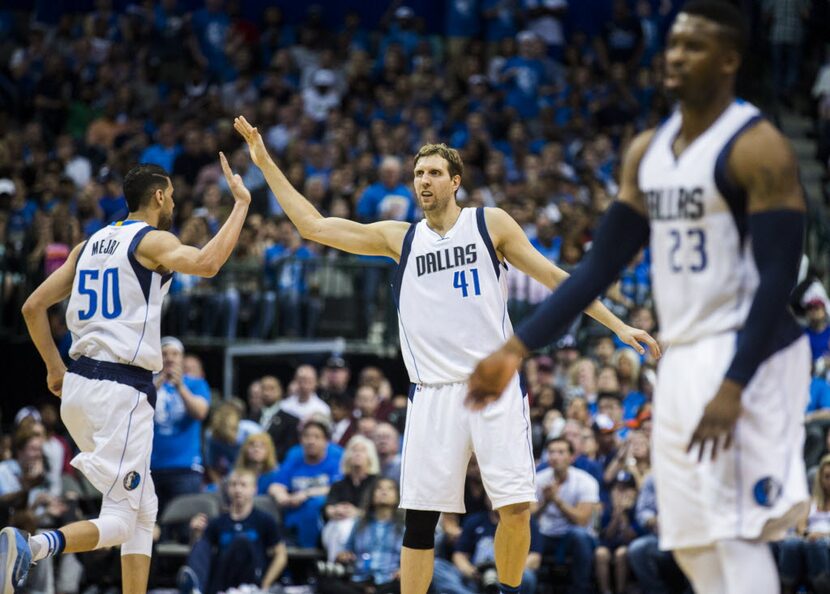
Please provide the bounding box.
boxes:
[2,0,830,593]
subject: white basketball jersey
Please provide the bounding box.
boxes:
[67,220,171,371]
[640,100,763,345]
[394,208,512,384]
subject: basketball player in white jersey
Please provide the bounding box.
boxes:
[231,115,658,594]
[2,156,251,594]
[469,2,809,592]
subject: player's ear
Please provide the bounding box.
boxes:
[721,47,741,77]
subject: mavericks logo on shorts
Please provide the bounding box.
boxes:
[753,476,782,508]
[123,471,141,491]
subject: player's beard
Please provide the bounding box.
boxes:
[157,211,173,231]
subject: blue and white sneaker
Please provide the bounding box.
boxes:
[0,528,32,594]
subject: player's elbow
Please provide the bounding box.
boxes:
[21,295,44,320]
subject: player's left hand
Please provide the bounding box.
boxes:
[466,337,526,410]
[46,364,66,398]
[687,378,743,462]
[614,324,662,359]
[219,151,252,206]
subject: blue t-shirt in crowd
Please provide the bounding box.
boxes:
[808,325,830,361]
[263,244,316,293]
[501,56,547,119]
[139,143,182,174]
[446,0,480,38]
[622,391,646,422]
[482,0,517,41]
[203,508,282,574]
[530,236,562,263]
[356,182,416,222]
[346,518,404,585]
[807,376,830,413]
[151,376,211,471]
[258,449,342,495]
[99,194,129,224]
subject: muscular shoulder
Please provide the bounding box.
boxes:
[622,128,658,180]
[617,128,658,214]
[728,120,804,212]
[133,229,179,270]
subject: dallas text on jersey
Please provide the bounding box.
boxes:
[415,242,478,277]
[646,187,705,221]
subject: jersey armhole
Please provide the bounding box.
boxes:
[128,225,158,302]
[713,114,764,245]
[391,223,417,306]
[475,207,500,279]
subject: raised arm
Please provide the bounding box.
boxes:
[135,152,249,276]
[486,207,659,356]
[22,242,85,396]
[233,116,409,261]
[467,130,655,408]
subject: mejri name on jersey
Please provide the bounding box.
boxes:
[416,243,478,277]
[646,187,705,221]
[90,239,121,256]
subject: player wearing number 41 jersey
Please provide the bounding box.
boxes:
[4,157,252,594]
[470,2,810,594]
[230,115,658,594]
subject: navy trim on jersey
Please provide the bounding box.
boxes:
[73,241,88,275]
[408,382,417,402]
[391,223,417,306]
[475,207,500,279]
[519,372,528,397]
[161,272,173,286]
[69,356,157,408]
[713,114,763,245]
[128,225,157,303]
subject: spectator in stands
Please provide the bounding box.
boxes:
[152,336,211,514]
[0,427,58,525]
[139,121,181,173]
[322,435,380,561]
[323,477,404,594]
[595,471,643,594]
[533,437,599,594]
[626,474,689,594]
[235,432,278,483]
[246,379,264,422]
[262,414,342,547]
[806,299,830,361]
[433,496,542,594]
[779,454,830,594]
[763,0,810,106]
[521,0,568,60]
[282,364,332,420]
[177,468,287,594]
[356,156,415,223]
[204,401,244,486]
[319,356,354,403]
[258,375,300,462]
[372,422,402,482]
[596,0,644,72]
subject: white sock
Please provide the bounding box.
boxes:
[29,531,65,562]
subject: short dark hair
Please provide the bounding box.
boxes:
[123,164,170,212]
[680,0,748,55]
[546,436,574,455]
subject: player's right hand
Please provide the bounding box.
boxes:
[47,364,66,398]
[466,337,526,410]
[233,115,271,169]
[219,151,252,206]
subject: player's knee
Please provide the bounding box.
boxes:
[137,491,158,526]
[92,498,139,548]
[496,502,530,529]
[402,509,440,550]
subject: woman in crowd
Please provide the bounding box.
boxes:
[235,432,278,483]
[322,435,380,561]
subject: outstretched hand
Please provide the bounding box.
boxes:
[615,324,661,358]
[466,337,526,410]
[219,151,251,206]
[233,115,271,169]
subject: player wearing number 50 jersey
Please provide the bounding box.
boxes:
[470,2,809,593]
[3,156,251,594]
[230,115,658,594]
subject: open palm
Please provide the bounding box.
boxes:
[233,115,270,168]
[219,151,251,205]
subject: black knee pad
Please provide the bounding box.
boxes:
[402,509,440,550]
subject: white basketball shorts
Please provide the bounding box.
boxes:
[61,356,156,510]
[399,374,536,513]
[653,333,810,551]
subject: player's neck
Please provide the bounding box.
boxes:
[424,203,462,237]
[125,209,157,227]
[678,91,735,145]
